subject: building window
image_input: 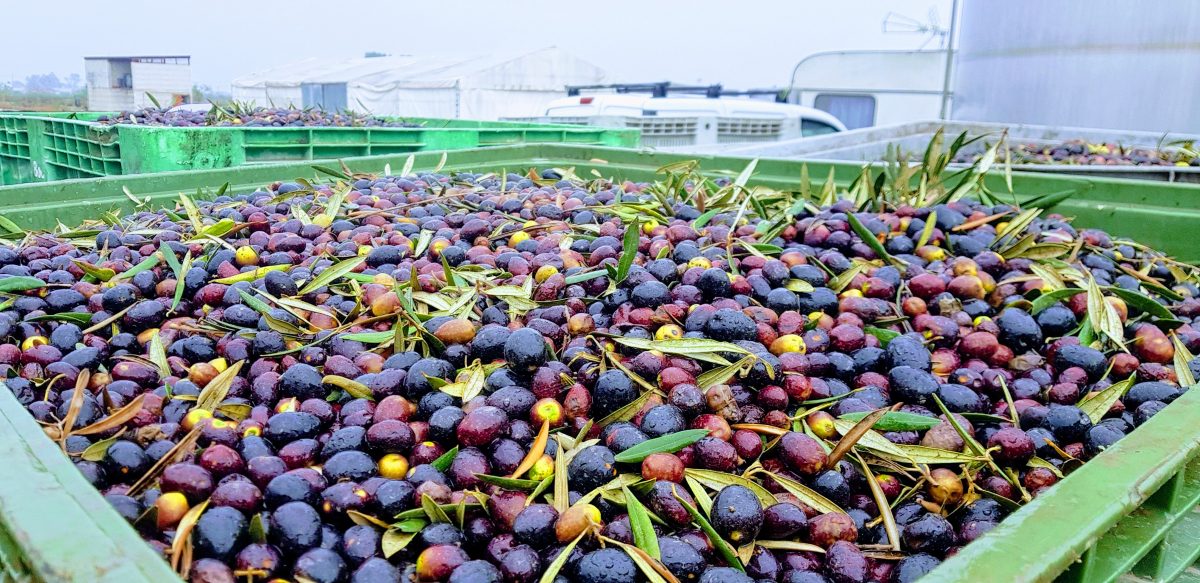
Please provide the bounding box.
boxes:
[813,94,876,130]
[801,119,840,137]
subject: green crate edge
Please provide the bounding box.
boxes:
[0,144,1196,580]
[0,386,179,582]
[0,113,639,185]
[0,143,1198,263]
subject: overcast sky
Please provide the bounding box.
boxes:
[3,0,951,89]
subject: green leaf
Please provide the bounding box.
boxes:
[916,211,937,248]
[0,276,46,293]
[846,213,901,270]
[614,430,709,463]
[693,209,721,230]
[299,256,366,295]
[236,288,274,316]
[685,476,714,515]
[1107,287,1173,320]
[422,493,452,523]
[111,254,160,282]
[1079,376,1136,424]
[381,529,417,558]
[26,312,93,325]
[615,218,640,284]
[170,251,192,313]
[752,470,843,515]
[683,469,776,509]
[624,487,660,559]
[473,474,542,491]
[339,331,393,343]
[564,270,607,285]
[431,446,458,472]
[838,411,940,432]
[785,279,815,293]
[696,354,756,389]
[674,489,744,572]
[80,434,122,461]
[1030,289,1083,314]
[72,260,115,282]
[1172,333,1197,388]
[147,333,170,379]
[611,337,743,366]
[757,540,827,553]
[863,326,900,347]
[538,531,587,583]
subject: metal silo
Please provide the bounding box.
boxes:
[951,0,1200,133]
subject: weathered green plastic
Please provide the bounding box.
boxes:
[0,385,179,582]
[0,144,1195,581]
[0,113,639,185]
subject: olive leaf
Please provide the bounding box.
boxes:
[684,476,714,515]
[323,375,373,401]
[195,360,245,412]
[610,337,743,366]
[538,530,587,583]
[299,256,366,294]
[1078,376,1136,424]
[0,276,46,293]
[73,394,146,436]
[838,410,939,432]
[511,418,550,479]
[553,436,571,513]
[846,213,903,271]
[682,469,776,509]
[756,540,827,553]
[169,499,209,571]
[863,326,900,347]
[1086,276,1126,350]
[422,494,452,523]
[696,354,756,389]
[827,408,889,468]
[614,217,640,284]
[431,446,458,472]
[381,529,417,558]
[751,469,843,515]
[916,211,938,247]
[80,433,124,461]
[613,429,708,464]
[347,511,391,529]
[211,264,289,285]
[147,333,170,379]
[673,490,744,573]
[855,453,900,551]
[1172,333,1197,388]
[624,487,660,559]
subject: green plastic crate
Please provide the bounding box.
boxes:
[0,144,1195,581]
[0,113,639,185]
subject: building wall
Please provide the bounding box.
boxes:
[130,61,192,108]
[84,59,133,111]
[952,0,1200,132]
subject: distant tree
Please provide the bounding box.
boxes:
[192,84,231,103]
[24,73,62,93]
[65,73,82,91]
[364,51,390,58]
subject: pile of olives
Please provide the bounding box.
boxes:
[2,164,1194,583]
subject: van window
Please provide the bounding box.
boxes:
[813,94,875,130]
[801,119,840,137]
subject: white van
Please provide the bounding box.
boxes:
[513,93,846,148]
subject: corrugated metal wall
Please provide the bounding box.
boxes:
[952,0,1200,133]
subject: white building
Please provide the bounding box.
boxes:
[84,56,192,112]
[231,47,606,120]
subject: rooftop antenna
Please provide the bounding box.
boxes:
[882,8,949,49]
